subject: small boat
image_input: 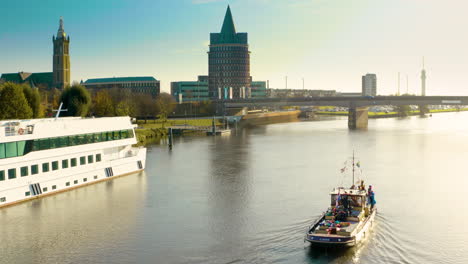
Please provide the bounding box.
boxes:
[305,153,377,246]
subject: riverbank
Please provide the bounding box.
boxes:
[134,118,222,145]
[316,108,468,118]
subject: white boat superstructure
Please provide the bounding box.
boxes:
[0,116,146,208]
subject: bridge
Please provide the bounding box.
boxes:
[218,96,468,129]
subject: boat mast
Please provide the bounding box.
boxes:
[352,150,355,187]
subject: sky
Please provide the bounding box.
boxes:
[1,0,468,95]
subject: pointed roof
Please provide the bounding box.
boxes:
[57,16,66,39]
[220,5,236,35]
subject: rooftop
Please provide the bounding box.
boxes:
[84,76,158,84]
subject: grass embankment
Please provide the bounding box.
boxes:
[134,118,222,144]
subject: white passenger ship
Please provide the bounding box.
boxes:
[0,116,146,208]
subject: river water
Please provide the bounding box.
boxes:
[2,113,468,264]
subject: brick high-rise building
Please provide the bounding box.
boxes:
[53,17,71,89]
[208,6,251,99]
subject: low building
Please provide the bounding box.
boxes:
[250,81,267,98]
[171,76,209,102]
[83,76,160,97]
[0,72,54,89]
[338,92,363,97]
[266,89,336,98]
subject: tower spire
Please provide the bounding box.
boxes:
[57,16,66,39]
[421,56,426,96]
[221,5,236,35]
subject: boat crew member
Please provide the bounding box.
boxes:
[368,185,376,210]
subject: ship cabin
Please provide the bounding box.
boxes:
[328,187,370,222]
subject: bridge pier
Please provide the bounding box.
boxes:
[348,106,369,129]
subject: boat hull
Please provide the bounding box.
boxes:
[305,208,377,247]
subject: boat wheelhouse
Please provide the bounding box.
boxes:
[0,116,146,208]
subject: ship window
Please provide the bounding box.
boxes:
[0,170,4,181]
[74,180,78,184]
[66,182,70,186]
[50,138,58,148]
[107,131,113,141]
[20,166,28,177]
[17,141,27,156]
[94,175,98,179]
[42,163,50,173]
[121,130,129,139]
[71,158,77,167]
[0,197,5,203]
[87,155,94,164]
[31,165,39,175]
[38,139,50,150]
[77,135,86,145]
[52,185,57,190]
[5,142,18,158]
[69,136,78,146]
[52,161,59,171]
[0,143,5,158]
[95,133,103,142]
[83,178,87,182]
[80,156,86,165]
[43,187,47,192]
[59,137,69,147]
[8,168,16,179]
[25,191,30,196]
[62,159,69,169]
[96,154,102,162]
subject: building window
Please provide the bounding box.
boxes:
[42,163,50,173]
[31,165,39,175]
[0,170,4,181]
[87,155,93,164]
[8,168,16,179]
[62,159,69,169]
[96,154,102,162]
[52,185,57,190]
[74,180,78,184]
[25,191,30,196]
[66,182,70,186]
[52,161,59,171]
[71,158,77,167]
[80,156,86,165]
[20,166,29,177]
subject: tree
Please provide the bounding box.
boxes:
[115,100,136,116]
[156,93,176,117]
[394,105,411,117]
[133,93,157,123]
[21,84,43,118]
[60,84,91,117]
[418,105,429,115]
[0,82,33,119]
[93,90,115,117]
[155,93,176,128]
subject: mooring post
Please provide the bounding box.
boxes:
[168,128,173,150]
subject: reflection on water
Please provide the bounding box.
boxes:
[2,112,468,263]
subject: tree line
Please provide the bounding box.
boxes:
[0,82,178,120]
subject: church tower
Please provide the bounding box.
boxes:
[53,17,70,89]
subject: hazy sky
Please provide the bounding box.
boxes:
[1,0,468,95]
